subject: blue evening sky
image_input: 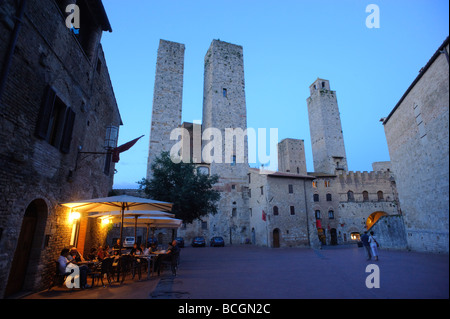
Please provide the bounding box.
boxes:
[100,0,449,189]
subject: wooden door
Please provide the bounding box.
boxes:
[4,206,38,297]
[273,229,280,248]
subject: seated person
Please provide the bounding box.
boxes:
[112,239,121,255]
[130,243,143,256]
[143,244,150,256]
[87,247,97,261]
[58,248,91,289]
[68,247,85,262]
[97,246,109,260]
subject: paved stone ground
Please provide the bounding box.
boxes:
[157,245,449,299]
[23,245,448,299]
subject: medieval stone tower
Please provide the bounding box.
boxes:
[307,78,348,174]
[278,138,308,175]
[146,40,185,179]
[202,40,250,244]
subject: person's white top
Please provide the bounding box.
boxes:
[57,255,69,274]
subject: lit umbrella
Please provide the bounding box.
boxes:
[61,195,173,254]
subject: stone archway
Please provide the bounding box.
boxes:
[5,199,48,297]
[366,211,388,230]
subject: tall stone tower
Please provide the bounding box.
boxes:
[146,40,185,179]
[307,78,348,174]
[202,39,249,244]
[278,138,308,175]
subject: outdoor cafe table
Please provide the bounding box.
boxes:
[134,251,168,279]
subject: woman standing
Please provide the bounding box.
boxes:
[369,231,379,261]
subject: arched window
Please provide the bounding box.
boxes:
[328,210,334,219]
[273,206,279,216]
[313,194,320,202]
[347,191,354,202]
[326,193,332,201]
[377,191,384,201]
[363,191,369,201]
[315,210,321,219]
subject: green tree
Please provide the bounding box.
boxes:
[138,152,220,224]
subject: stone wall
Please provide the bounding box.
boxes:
[0,0,121,297]
[368,215,408,250]
[383,38,449,254]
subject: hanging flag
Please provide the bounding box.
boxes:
[112,135,144,163]
[262,210,267,221]
[316,219,322,229]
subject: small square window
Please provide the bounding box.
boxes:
[223,88,227,97]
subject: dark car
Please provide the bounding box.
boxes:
[191,236,206,247]
[175,237,185,248]
[210,236,225,247]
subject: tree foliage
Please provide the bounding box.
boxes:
[138,152,220,224]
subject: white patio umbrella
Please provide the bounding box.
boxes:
[61,195,173,254]
[117,216,182,246]
[88,210,175,219]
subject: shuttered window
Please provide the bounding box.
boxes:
[35,85,76,154]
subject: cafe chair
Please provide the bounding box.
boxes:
[89,258,115,287]
[47,261,71,291]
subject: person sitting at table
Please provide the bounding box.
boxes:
[150,242,157,253]
[97,246,108,260]
[87,247,97,261]
[141,244,150,256]
[68,247,85,262]
[58,248,91,289]
[130,243,143,256]
[112,239,121,255]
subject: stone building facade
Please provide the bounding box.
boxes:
[247,168,317,248]
[0,0,121,297]
[383,36,449,254]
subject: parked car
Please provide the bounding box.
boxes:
[191,236,206,247]
[210,236,225,247]
[175,237,185,248]
[123,236,135,248]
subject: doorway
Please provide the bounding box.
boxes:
[273,228,280,248]
[5,199,47,297]
[330,228,337,245]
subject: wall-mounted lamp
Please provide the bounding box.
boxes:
[74,125,119,171]
[69,211,81,223]
[100,217,112,226]
[104,125,119,150]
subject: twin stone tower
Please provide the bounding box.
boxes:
[146,39,347,245]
